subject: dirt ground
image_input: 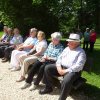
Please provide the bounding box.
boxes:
[0,59,88,100]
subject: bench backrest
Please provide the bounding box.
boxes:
[83,56,93,73]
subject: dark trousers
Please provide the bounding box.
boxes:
[0,45,9,58]
[43,64,81,100]
[83,41,89,51]
[26,60,55,84]
[0,42,7,46]
[4,46,14,60]
[89,41,95,52]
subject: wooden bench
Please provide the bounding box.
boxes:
[73,56,93,89]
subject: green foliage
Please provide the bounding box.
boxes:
[0,0,100,36]
[0,0,59,36]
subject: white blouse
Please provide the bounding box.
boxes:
[35,40,47,55]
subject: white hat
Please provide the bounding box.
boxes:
[51,32,62,40]
[66,33,81,42]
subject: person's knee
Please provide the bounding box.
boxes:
[4,47,8,51]
[12,50,16,54]
[19,55,26,60]
[63,73,75,85]
[45,64,53,73]
[23,58,31,65]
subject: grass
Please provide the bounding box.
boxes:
[81,38,100,100]
[0,31,3,37]
[0,31,100,99]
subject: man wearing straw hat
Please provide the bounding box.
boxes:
[39,33,86,100]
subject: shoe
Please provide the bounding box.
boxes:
[11,67,21,71]
[39,87,53,94]
[2,57,5,60]
[21,82,31,89]
[8,67,13,70]
[16,76,25,82]
[2,59,8,63]
[29,84,38,91]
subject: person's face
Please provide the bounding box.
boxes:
[37,33,43,41]
[86,29,89,32]
[7,29,12,35]
[67,41,80,50]
[3,28,8,34]
[30,31,36,38]
[14,29,20,35]
[52,38,60,45]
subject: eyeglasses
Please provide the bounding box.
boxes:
[52,38,59,41]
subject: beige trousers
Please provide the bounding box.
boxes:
[19,55,40,77]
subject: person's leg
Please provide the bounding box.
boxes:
[34,63,46,85]
[0,45,7,58]
[4,46,14,61]
[59,72,81,100]
[90,42,95,52]
[16,55,33,82]
[39,64,61,94]
[10,50,27,70]
[26,60,43,84]
[86,41,89,51]
[34,61,56,86]
[0,46,4,58]
[21,60,43,89]
[92,42,95,51]
[19,54,29,67]
[21,56,38,77]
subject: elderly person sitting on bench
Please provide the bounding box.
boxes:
[39,33,86,100]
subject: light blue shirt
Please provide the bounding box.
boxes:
[44,42,64,61]
[10,35,23,44]
[23,37,37,52]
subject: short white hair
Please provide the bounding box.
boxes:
[51,32,62,40]
[30,28,37,33]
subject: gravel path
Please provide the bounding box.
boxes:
[0,59,88,100]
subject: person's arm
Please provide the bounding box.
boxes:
[19,36,23,44]
[34,47,46,56]
[43,43,51,56]
[20,44,34,49]
[27,46,36,55]
[20,38,37,50]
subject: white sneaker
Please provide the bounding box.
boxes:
[29,84,38,91]
[8,67,13,70]
[21,82,31,89]
[11,67,21,71]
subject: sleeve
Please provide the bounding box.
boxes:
[9,37,14,44]
[30,38,37,46]
[56,54,63,67]
[43,43,51,56]
[41,42,48,49]
[56,45,64,59]
[18,36,23,43]
[67,51,86,73]
[56,48,66,67]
